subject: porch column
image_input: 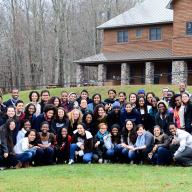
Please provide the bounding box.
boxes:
[76,64,84,86]
[145,62,154,84]
[121,63,130,85]
[172,61,188,84]
[98,64,106,86]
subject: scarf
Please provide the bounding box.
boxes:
[96,131,109,142]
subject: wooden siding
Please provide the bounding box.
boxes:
[102,24,173,53]
[172,0,192,56]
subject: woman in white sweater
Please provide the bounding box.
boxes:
[14,129,38,168]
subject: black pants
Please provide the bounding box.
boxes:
[0,154,18,167]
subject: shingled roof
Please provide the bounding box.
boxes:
[97,0,173,30]
[75,49,173,64]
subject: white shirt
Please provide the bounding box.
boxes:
[14,137,30,154]
[174,129,192,157]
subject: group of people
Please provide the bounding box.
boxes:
[0,82,192,169]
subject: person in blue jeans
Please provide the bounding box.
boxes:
[119,120,137,163]
[148,125,172,165]
[14,129,38,168]
[129,124,154,164]
[68,123,93,164]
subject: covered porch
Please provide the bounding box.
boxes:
[75,49,190,86]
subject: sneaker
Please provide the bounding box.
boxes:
[68,159,74,165]
[0,167,6,170]
[98,158,103,164]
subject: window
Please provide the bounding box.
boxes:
[186,22,192,35]
[136,28,142,38]
[149,27,162,40]
[117,31,128,43]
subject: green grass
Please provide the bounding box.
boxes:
[2,85,192,191]
[3,85,192,104]
[0,164,192,192]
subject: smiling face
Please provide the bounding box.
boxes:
[61,92,68,102]
[41,123,49,133]
[169,124,177,135]
[58,108,65,118]
[46,110,54,119]
[12,89,19,100]
[61,128,68,138]
[175,96,182,107]
[24,121,31,131]
[73,110,80,120]
[7,107,15,118]
[28,105,36,115]
[99,124,107,134]
[85,114,92,124]
[80,99,87,109]
[98,107,105,117]
[41,92,50,102]
[147,94,153,104]
[111,128,118,136]
[108,91,116,100]
[119,93,126,102]
[137,126,145,136]
[16,102,24,113]
[139,97,145,107]
[125,104,132,113]
[9,121,16,131]
[31,92,38,102]
[182,93,189,104]
[77,124,85,135]
[28,131,36,142]
[81,92,88,100]
[153,127,161,137]
[158,103,166,114]
[129,94,137,104]
[53,98,60,107]
[93,95,101,104]
[126,120,133,131]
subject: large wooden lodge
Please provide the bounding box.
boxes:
[75,0,192,86]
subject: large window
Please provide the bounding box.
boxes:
[186,22,192,35]
[117,31,128,43]
[149,27,162,40]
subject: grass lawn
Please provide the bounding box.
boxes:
[0,164,192,192]
[3,85,192,104]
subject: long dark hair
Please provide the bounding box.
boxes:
[57,127,70,145]
[136,96,148,114]
[25,103,36,117]
[4,119,16,150]
[93,104,105,119]
[122,119,137,144]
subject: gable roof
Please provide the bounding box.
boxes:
[97,0,173,30]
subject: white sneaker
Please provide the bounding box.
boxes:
[98,158,103,164]
[68,159,74,165]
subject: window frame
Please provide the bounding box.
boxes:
[117,30,128,43]
[149,27,162,41]
[186,22,192,35]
